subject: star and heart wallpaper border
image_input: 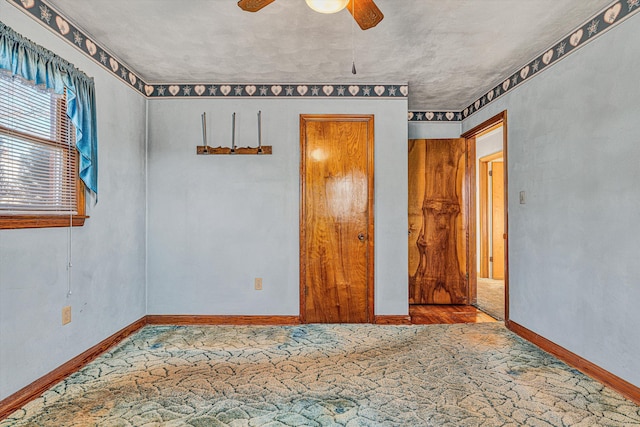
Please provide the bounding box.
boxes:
[4,0,408,101]
[6,0,640,122]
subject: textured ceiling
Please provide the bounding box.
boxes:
[47,0,614,110]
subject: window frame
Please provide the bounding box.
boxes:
[0,81,88,230]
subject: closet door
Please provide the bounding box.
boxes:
[300,115,374,323]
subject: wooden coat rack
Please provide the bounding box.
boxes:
[197,112,272,155]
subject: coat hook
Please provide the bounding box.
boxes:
[257,111,263,154]
[231,112,236,154]
[196,111,271,155]
[201,112,208,153]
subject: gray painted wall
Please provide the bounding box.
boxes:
[476,129,503,159]
[408,121,461,139]
[147,99,408,316]
[462,16,640,387]
[0,5,147,399]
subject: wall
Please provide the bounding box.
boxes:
[0,5,147,399]
[462,16,640,387]
[476,128,503,159]
[147,98,408,316]
[408,121,461,139]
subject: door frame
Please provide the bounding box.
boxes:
[461,111,509,321]
[299,114,375,323]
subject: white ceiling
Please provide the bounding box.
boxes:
[47,0,614,110]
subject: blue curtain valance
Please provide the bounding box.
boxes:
[0,20,98,196]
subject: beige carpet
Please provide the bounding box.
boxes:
[2,323,639,426]
[477,278,505,320]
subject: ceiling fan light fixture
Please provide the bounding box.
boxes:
[305,0,349,14]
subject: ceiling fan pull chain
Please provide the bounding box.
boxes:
[352,0,357,74]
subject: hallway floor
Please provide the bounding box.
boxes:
[477,277,505,320]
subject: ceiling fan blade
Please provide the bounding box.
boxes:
[347,0,384,30]
[237,0,276,12]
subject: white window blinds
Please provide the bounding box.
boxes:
[0,74,77,215]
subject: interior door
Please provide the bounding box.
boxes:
[409,138,468,304]
[300,115,374,323]
[491,161,505,279]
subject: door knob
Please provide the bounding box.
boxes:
[358,233,365,241]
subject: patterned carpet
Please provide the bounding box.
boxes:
[3,323,639,426]
[477,278,505,321]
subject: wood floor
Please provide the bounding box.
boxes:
[410,304,497,324]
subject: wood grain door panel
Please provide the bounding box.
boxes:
[491,161,505,279]
[409,138,468,304]
[300,115,374,323]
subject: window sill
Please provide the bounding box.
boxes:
[0,215,88,230]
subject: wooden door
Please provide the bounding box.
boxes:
[408,139,468,304]
[300,115,374,323]
[491,161,505,279]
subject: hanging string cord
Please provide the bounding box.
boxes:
[351,0,357,74]
[67,209,72,297]
[67,88,73,298]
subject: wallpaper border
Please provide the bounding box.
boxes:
[458,0,640,121]
[6,0,639,116]
[409,1,640,122]
[6,0,146,95]
[5,0,408,100]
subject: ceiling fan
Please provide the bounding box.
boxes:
[237,0,384,30]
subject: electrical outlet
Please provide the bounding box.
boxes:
[254,278,263,290]
[62,306,71,325]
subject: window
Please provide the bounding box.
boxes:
[0,74,86,229]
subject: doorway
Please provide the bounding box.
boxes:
[463,113,509,322]
[299,114,375,323]
[479,151,504,280]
